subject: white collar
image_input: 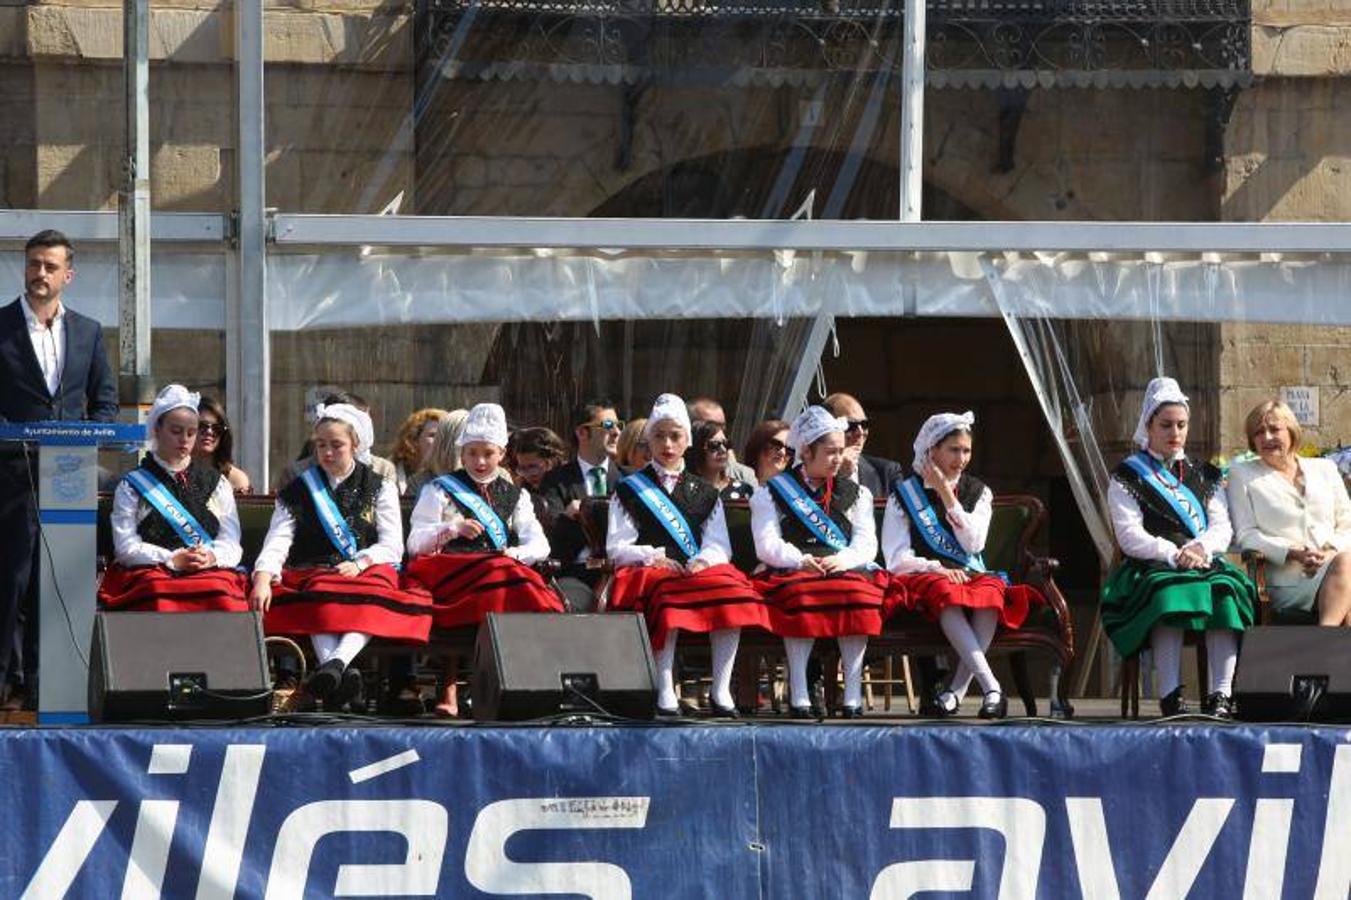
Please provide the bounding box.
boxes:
[1144,448,1186,464]
[578,456,607,476]
[152,452,191,475]
[322,460,357,485]
[21,297,64,330]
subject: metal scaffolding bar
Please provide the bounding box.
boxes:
[118,0,153,415]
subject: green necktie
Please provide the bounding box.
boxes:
[590,466,606,497]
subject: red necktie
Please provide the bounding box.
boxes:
[175,470,190,490]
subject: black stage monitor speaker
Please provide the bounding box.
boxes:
[1234,626,1351,722]
[473,613,658,721]
[89,611,272,722]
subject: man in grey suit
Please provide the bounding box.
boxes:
[822,392,904,495]
[0,230,117,709]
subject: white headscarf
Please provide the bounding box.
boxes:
[457,402,508,448]
[1133,377,1189,451]
[145,384,200,447]
[316,402,375,464]
[912,411,975,476]
[644,393,691,439]
[789,405,847,456]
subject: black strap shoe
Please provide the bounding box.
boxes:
[840,705,864,719]
[1159,686,1190,717]
[305,658,345,702]
[978,690,1008,720]
[925,690,959,718]
[1201,691,1234,719]
[334,666,364,712]
[789,705,815,720]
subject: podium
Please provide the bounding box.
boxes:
[0,421,145,723]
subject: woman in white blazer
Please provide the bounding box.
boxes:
[1227,400,1351,623]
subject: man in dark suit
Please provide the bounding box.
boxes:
[538,397,624,612]
[0,230,117,709]
[822,392,904,495]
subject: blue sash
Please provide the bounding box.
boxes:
[894,476,987,573]
[623,471,701,560]
[767,472,848,553]
[300,466,360,562]
[1122,451,1208,539]
[434,473,509,551]
[124,468,213,550]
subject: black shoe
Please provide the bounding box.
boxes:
[306,659,345,701]
[1201,691,1234,719]
[1159,686,1190,717]
[978,690,1008,720]
[925,690,959,718]
[656,705,681,718]
[840,705,863,719]
[334,666,364,711]
[789,705,814,720]
[708,700,740,719]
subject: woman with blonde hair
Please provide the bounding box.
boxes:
[1228,399,1351,625]
[390,407,449,495]
[616,418,650,470]
[406,409,469,498]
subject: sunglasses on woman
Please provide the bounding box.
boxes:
[766,438,791,455]
[706,440,729,453]
[199,422,227,436]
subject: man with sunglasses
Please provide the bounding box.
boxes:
[688,396,757,486]
[539,398,625,611]
[822,392,903,496]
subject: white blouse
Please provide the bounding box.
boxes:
[111,457,243,570]
[253,463,404,577]
[1107,461,1233,567]
[1227,456,1351,576]
[605,468,731,568]
[750,473,877,570]
[406,478,549,564]
[881,477,993,574]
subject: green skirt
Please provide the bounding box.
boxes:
[1101,556,1257,658]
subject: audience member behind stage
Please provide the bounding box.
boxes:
[507,426,568,493]
[743,419,792,485]
[193,396,252,494]
[98,385,250,613]
[1101,377,1256,719]
[390,407,449,496]
[274,391,399,490]
[1227,399,1351,626]
[406,409,468,499]
[539,398,625,612]
[0,229,118,712]
[617,418,651,470]
[820,392,903,496]
[405,403,562,717]
[687,395,757,485]
[687,419,754,501]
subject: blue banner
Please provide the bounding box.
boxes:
[3,724,1351,898]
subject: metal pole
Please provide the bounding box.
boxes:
[118,0,153,417]
[899,0,926,222]
[232,0,269,486]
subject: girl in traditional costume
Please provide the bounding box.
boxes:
[1102,377,1256,718]
[607,393,771,716]
[882,411,1040,719]
[251,403,432,709]
[751,406,886,718]
[404,402,563,716]
[98,384,250,612]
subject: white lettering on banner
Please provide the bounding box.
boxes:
[263,799,448,899]
[465,797,652,900]
[20,739,1351,897]
[873,798,1045,899]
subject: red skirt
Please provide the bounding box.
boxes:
[752,569,888,638]
[97,564,250,613]
[888,571,1042,630]
[403,552,564,629]
[265,564,432,642]
[609,562,770,650]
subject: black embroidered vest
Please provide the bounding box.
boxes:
[437,473,522,552]
[901,473,987,568]
[131,456,221,549]
[769,468,857,558]
[615,465,719,564]
[1113,455,1220,549]
[278,462,383,567]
